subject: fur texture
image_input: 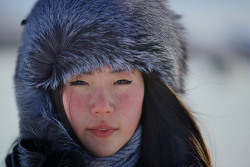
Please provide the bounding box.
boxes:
[15,0,187,166]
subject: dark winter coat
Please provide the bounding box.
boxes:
[5,140,87,167]
[6,0,186,166]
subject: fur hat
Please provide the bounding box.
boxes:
[15,0,187,165]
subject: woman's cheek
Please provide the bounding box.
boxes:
[117,88,143,116]
[63,88,91,116]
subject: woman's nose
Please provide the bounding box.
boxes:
[90,89,114,115]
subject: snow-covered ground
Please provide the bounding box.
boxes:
[184,53,250,167]
[1,46,250,166]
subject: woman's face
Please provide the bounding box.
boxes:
[62,66,144,157]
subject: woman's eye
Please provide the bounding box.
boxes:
[69,80,89,86]
[114,79,132,85]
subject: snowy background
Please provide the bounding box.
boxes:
[1,0,250,166]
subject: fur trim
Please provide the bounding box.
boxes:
[15,0,187,166]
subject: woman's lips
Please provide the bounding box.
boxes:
[88,124,117,138]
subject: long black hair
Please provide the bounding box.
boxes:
[138,73,211,167]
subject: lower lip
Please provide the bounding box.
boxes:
[88,129,116,138]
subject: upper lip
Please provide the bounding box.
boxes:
[88,124,117,130]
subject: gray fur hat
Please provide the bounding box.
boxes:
[15,0,187,165]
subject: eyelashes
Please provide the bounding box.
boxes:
[69,79,132,86]
[69,80,89,86]
[114,79,132,85]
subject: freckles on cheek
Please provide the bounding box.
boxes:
[118,90,143,116]
[117,94,129,111]
[63,89,90,115]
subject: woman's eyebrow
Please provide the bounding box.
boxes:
[77,69,135,76]
[110,69,135,74]
[110,71,135,78]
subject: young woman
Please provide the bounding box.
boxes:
[6,0,211,166]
